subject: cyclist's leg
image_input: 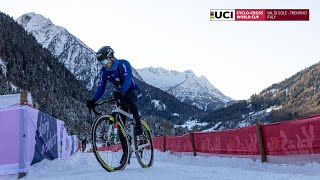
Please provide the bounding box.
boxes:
[122,92,143,135]
[121,91,139,119]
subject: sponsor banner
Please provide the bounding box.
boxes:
[152,137,162,150]
[210,9,309,21]
[165,134,193,152]
[72,135,78,154]
[23,106,39,170]
[57,120,65,159]
[95,145,123,152]
[73,135,78,153]
[31,112,58,165]
[66,136,72,157]
[61,128,68,159]
[153,114,320,163]
[0,106,39,175]
[193,126,259,155]
[0,107,23,174]
[65,135,70,157]
[0,106,78,175]
[262,114,320,155]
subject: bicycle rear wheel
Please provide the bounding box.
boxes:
[91,115,130,172]
[134,121,154,168]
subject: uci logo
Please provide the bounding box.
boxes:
[210,10,235,21]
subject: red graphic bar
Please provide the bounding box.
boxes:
[233,9,309,21]
[265,9,309,21]
[235,9,266,21]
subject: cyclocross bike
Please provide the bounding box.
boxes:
[90,97,154,172]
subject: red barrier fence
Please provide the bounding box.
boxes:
[153,137,164,152]
[87,145,123,153]
[262,114,320,155]
[193,125,259,155]
[153,114,320,164]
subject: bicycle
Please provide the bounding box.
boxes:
[90,97,154,172]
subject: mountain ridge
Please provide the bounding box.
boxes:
[199,61,320,132]
[137,66,233,112]
[13,12,208,128]
[0,11,92,136]
[17,12,100,89]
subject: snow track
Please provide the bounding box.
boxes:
[4,151,319,180]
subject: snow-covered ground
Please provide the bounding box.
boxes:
[174,120,208,130]
[3,151,320,180]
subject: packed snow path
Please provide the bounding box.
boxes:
[8,151,320,180]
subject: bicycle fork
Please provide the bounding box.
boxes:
[106,122,113,145]
[106,121,120,145]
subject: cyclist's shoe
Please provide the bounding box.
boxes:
[135,123,143,135]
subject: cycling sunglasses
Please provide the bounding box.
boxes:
[100,59,109,65]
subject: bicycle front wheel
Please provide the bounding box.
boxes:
[91,115,130,172]
[134,121,154,168]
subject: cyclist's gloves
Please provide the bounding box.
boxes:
[113,91,124,100]
[86,100,96,111]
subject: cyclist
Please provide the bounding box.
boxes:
[86,46,143,135]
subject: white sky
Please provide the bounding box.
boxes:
[1,0,319,100]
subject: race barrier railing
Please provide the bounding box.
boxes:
[153,114,320,164]
[0,105,78,177]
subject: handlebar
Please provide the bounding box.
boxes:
[91,98,118,115]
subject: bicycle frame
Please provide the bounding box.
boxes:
[94,99,150,153]
[112,105,136,152]
[91,98,154,170]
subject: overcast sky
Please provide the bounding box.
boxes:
[1,0,319,100]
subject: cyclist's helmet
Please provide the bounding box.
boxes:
[96,46,114,61]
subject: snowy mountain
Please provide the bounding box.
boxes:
[0,11,93,137]
[199,61,320,132]
[16,12,99,89]
[137,67,233,112]
[16,12,144,90]
[11,12,206,127]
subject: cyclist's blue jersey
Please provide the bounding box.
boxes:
[92,59,140,102]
